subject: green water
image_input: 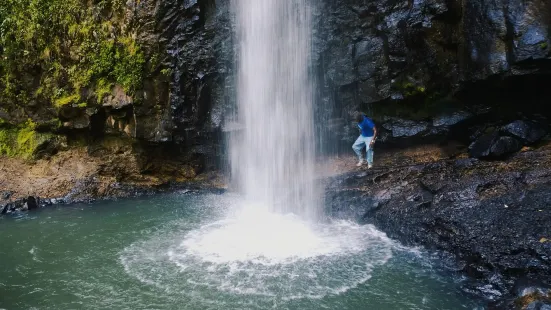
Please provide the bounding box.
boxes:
[0,192,481,310]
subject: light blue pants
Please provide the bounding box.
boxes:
[352,135,374,164]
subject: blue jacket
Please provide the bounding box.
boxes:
[358,115,375,137]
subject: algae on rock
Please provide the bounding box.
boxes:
[0,120,61,159]
[0,0,146,131]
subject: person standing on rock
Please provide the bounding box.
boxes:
[352,112,378,168]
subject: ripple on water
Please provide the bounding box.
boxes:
[120,206,396,305]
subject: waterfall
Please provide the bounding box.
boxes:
[229,0,318,219]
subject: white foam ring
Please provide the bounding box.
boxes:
[120,207,395,303]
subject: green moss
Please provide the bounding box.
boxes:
[96,78,113,103]
[0,0,146,110]
[160,68,172,77]
[540,42,549,49]
[54,94,80,108]
[113,36,146,92]
[0,120,54,160]
[16,127,38,156]
[395,81,427,97]
[0,129,16,157]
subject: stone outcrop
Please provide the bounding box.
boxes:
[314,0,551,105]
[2,0,550,163]
[467,120,548,158]
[313,0,551,151]
[324,142,551,309]
[502,120,549,144]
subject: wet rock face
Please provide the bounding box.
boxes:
[101,0,233,167]
[324,146,551,307]
[1,196,41,215]
[149,0,233,143]
[501,120,548,144]
[316,0,551,99]
[468,120,549,159]
[5,0,550,163]
[312,0,551,147]
[469,132,523,158]
[69,0,549,160]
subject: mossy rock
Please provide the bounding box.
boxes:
[54,94,81,108]
[0,0,146,115]
[0,123,65,160]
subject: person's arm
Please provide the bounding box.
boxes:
[370,126,377,148]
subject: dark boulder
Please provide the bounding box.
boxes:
[490,136,524,157]
[25,196,39,210]
[469,132,499,158]
[501,120,548,144]
[33,136,66,159]
[0,196,40,215]
[469,132,523,158]
[2,199,24,214]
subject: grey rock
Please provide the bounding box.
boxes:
[469,133,523,158]
[433,111,473,127]
[382,118,429,138]
[515,25,550,62]
[490,136,523,157]
[102,85,133,109]
[501,120,547,144]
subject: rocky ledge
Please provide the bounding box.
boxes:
[325,141,551,309]
[0,140,224,214]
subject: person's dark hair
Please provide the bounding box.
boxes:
[354,112,364,123]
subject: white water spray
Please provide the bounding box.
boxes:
[122,1,400,303]
[229,0,318,218]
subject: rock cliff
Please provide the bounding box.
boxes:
[324,142,551,309]
[1,0,550,162]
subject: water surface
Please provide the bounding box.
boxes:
[0,192,481,309]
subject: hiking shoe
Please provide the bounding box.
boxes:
[367,164,373,169]
[356,160,364,167]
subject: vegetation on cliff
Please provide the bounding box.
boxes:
[0,0,145,113]
[0,119,56,159]
[0,0,147,158]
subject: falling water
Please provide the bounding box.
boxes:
[229,0,319,219]
[116,0,431,304]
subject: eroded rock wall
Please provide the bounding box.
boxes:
[1,0,550,173]
[313,0,551,150]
